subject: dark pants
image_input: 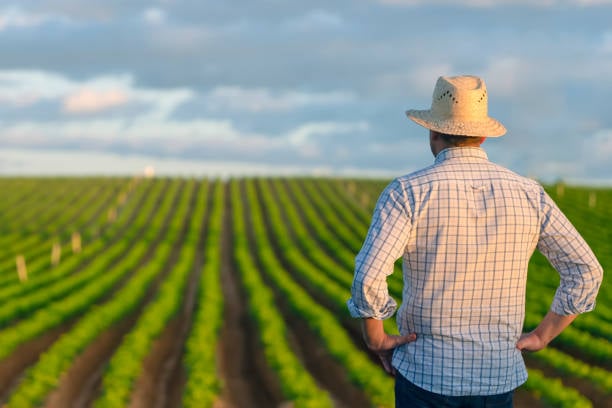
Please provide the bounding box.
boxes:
[395,373,514,408]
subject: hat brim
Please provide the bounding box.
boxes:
[406,109,506,137]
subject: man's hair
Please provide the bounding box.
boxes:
[438,132,482,147]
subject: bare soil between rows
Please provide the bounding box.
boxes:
[250,179,373,407]
[0,180,164,406]
[215,181,283,407]
[1,179,607,408]
[263,179,548,408]
[0,325,67,402]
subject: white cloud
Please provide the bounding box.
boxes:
[0,70,74,106]
[480,57,531,97]
[0,7,49,30]
[1,118,246,144]
[601,31,612,54]
[63,88,129,113]
[284,9,345,31]
[0,69,193,118]
[131,88,194,120]
[143,7,165,25]
[408,64,456,97]
[584,129,612,162]
[150,24,212,54]
[287,121,369,146]
[0,6,73,30]
[206,86,355,112]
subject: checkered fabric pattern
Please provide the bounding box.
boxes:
[347,147,603,396]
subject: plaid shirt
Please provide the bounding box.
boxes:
[347,147,603,396]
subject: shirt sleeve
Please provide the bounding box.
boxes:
[537,189,604,316]
[347,179,413,319]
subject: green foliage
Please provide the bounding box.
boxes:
[2,179,182,407]
[246,179,394,407]
[524,369,593,408]
[0,178,610,408]
[232,180,334,407]
[95,181,198,408]
[182,181,225,408]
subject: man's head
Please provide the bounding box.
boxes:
[405,75,506,139]
[429,130,485,156]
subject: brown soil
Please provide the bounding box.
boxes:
[524,354,611,408]
[266,179,601,408]
[44,316,138,408]
[40,179,184,407]
[216,181,283,408]
[551,338,612,371]
[128,181,209,408]
[513,387,546,408]
[262,179,382,367]
[0,180,163,406]
[128,317,183,408]
[250,179,372,407]
[3,178,608,408]
[0,325,67,403]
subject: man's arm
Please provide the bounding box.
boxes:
[516,310,577,352]
[519,189,603,352]
[536,189,603,317]
[346,181,416,373]
[347,180,412,320]
[362,318,416,375]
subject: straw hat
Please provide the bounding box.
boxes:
[405,75,506,137]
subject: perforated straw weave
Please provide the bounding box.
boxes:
[405,75,506,137]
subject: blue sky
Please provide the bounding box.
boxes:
[0,0,611,183]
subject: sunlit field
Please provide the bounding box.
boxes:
[0,177,609,408]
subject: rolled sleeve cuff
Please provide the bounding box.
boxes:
[550,295,596,316]
[346,296,397,320]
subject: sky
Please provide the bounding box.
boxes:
[1,0,612,184]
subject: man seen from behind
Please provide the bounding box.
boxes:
[347,75,603,408]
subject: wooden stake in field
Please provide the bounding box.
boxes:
[589,192,597,208]
[108,207,117,222]
[16,255,27,282]
[51,242,62,266]
[117,191,128,205]
[72,232,82,254]
[360,192,370,208]
[347,181,357,195]
[556,183,565,198]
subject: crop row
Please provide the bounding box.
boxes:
[246,179,395,407]
[0,179,162,326]
[232,180,334,407]
[0,178,142,283]
[309,178,609,407]
[287,179,404,295]
[0,178,155,303]
[95,180,198,407]
[0,180,178,362]
[182,180,225,407]
[3,180,184,406]
[261,179,397,336]
[0,177,608,408]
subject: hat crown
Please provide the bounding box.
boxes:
[430,75,488,121]
[405,74,506,137]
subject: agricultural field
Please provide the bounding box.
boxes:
[0,176,609,408]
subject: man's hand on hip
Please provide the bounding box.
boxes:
[361,318,417,375]
[516,331,547,352]
[516,310,577,352]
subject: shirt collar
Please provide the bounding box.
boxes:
[434,147,489,164]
